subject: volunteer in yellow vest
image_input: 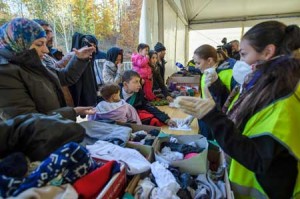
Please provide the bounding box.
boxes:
[178,20,300,198]
[194,44,236,109]
[185,44,236,140]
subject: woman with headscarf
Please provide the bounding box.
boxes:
[102,47,124,84]
[0,18,96,121]
[68,32,98,107]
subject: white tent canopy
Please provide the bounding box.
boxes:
[139,0,300,79]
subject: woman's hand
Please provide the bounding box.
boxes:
[178,87,215,119]
[74,107,96,115]
[73,46,96,60]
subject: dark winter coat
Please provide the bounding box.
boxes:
[0,113,85,161]
[0,48,89,121]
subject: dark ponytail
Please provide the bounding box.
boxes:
[233,21,300,130]
[281,25,300,54]
[242,21,300,56]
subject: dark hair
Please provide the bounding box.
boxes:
[137,43,149,52]
[232,21,300,130]
[217,48,229,60]
[33,19,50,27]
[194,44,217,62]
[242,21,300,55]
[107,47,123,64]
[149,50,157,59]
[100,83,120,101]
[122,70,140,83]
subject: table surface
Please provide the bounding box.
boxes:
[157,105,199,135]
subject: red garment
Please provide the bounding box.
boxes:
[137,110,164,127]
[143,78,156,101]
[73,160,117,199]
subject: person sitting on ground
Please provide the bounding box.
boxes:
[89,83,141,124]
[120,70,176,127]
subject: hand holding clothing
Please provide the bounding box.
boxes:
[178,87,216,119]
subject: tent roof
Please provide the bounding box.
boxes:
[168,0,300,28]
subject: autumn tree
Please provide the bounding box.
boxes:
[2,0,142,53]
[117,0,142,54]
[0,0,12,25]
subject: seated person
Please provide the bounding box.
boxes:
[120,70,176,127]
[89,83,141,124]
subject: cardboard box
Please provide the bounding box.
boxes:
[123,144,233,199]
[125,142,154,162]
[118,123,161,147]
[154,134,208,175]
[167,75,200,89]
[96,164,126,199]
[123,141,155,196]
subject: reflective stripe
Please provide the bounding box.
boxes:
[231,181,268,199]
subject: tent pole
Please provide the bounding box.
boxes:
[157,0,164,43]
[241,22,245,40]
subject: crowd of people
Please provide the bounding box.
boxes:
[0,17,299,198]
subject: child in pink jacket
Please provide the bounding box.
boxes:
[131,43,156,101]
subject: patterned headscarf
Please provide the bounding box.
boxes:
[0,18,46,53]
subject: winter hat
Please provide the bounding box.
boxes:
[154,42,166,52]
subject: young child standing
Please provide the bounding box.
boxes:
[131,43,156,101]
[89,83,141,124]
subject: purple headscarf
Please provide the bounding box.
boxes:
[0,18,46,53]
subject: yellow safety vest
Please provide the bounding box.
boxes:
[218,69,233,91]
[200,68,233,98]
[229,83,300,199]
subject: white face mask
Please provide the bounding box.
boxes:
[232,61,252,85]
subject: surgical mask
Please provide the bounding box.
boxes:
[232,61,252,85]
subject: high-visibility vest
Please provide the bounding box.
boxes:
[218,68,234,91]
[200,68,234,98]
[229,83,300,199]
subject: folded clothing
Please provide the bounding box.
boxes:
[87,140,151,175]
[161,142,204,155]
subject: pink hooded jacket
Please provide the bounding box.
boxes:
[131,53,152,79]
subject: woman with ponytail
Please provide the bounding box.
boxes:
[179,21,300,198]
